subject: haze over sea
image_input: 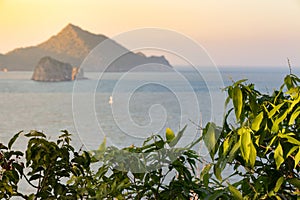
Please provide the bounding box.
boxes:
[0,67,299,152]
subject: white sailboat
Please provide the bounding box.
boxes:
[109,96,113,105]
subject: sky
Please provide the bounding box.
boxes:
[0,0,300,67]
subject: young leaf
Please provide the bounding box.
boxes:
[274,176,284,193]
[232,86,243,122]
[239,128,251,163]
[251,112,264,131]
[268,102,285,118]
[228,184,243,200]
[294,147,300,168]
[203,123,217,159]
[274,143,284,170]
[249,143,257,168]
[288,107,300,125]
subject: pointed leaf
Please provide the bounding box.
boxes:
[203,123,217,159]
[239,128,251,163]
[228,184,243,200]
[294,147,300,168]
[25,130,46,138]
[249,143,257,168]
[274,143,284,170]
[251,112,264,131]
[232,86,243,121]
[274,176,284,193]
[169,125,187,147]
[268,102,285,118]
[8,131,23,149]
[289,107,300,125]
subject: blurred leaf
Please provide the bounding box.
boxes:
[274,176,284,193]
[169,125,187,147]
[228,184,243,200]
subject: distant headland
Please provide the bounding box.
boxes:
[0,23,172,72]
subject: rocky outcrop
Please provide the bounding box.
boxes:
[32,57,73,82]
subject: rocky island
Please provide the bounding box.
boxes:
[32,56,83,82]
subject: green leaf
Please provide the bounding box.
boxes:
[286,146,298,159]
[294,147,300,168]
[29,174,43,181]
[203,123,217,159]
[288,107,300,125]
[223,136,231,155]
[213,163,222,181]
[287,178,300,188]
[0,143,8,150]
[268,102,285,118]
[228,184,243,200]
[25,130,46,138]
[249,142,257,168]
[239,128,251,163]
[274,143,284,170]
[8,131,23,150]
[274,176,284,193]
[251,112,264,131]
[234,79,248,86]
[200,163,212,181]
[228,142,240,162]
[232,86,243,122]
[169,125,187,147]
[280,135,300,145]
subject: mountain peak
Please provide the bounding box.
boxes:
[61,23,85,35]
[38,24,108,59]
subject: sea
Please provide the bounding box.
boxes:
[0,66,298,152]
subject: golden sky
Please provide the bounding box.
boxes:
[0,0,300,66]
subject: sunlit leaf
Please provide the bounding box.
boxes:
[232,86,243,122]
[228,184,243,200]
[251,112,264,131]
[268,102,285,118]
[203,123,217,159]
[294,147,300,168]
[288,107,300,125]
[239,127,251,163]
[274,176,284,193]
[274,143,284,170]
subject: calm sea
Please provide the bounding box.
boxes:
[0,67,298,152]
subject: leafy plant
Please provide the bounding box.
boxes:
[204,73,300,199]
[1,73,299,199]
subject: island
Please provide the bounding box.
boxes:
[32,56,84,82]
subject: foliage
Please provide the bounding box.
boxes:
[204,73,300,199]
[0,73,299,199]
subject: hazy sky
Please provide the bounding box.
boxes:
[0,0,300,67]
